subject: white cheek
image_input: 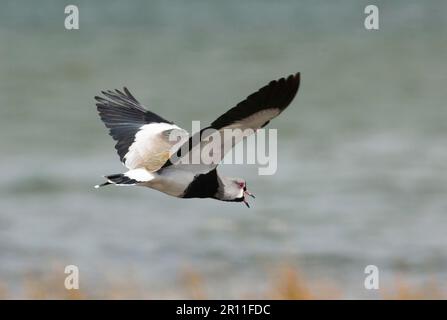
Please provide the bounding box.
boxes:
[237,188,244,198]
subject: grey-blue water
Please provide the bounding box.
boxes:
[1,0,446,298]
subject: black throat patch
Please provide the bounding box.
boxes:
[182,169,219,199]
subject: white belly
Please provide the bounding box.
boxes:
[142,167,195,197]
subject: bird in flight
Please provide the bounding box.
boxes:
[94,73,300,207]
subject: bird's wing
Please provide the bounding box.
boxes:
[166,73,300,171]
[95,88,188,171]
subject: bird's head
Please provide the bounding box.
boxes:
[219,177,255,208]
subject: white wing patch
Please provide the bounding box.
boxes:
[226,108,280,130]
[125,168,155,181]
[124,123,188,171]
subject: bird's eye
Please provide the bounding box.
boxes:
[238,182,245,188]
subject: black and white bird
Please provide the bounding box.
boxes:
[94,73,300,207]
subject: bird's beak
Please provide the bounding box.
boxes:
[242,190,255,208]
[245,190,255,198]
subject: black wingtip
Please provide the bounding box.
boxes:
[294,72,300,85]
[287,72,300,87]
[123,87,139,103]
[94,181,111,188]
[94,95,106,102]
[209,72,301,130]
[285,72,300,83]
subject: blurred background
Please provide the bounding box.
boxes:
[0,0,446,298]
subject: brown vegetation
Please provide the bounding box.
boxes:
[1,266,444,299]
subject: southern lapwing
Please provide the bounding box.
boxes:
[94,73,300,207]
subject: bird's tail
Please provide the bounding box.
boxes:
[94,168,155,188]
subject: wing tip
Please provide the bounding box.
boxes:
[270,72,300,94]
[284,72,301,99]
[274,72,301,109]
[293,72,300,85]
[287,72,300,86]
